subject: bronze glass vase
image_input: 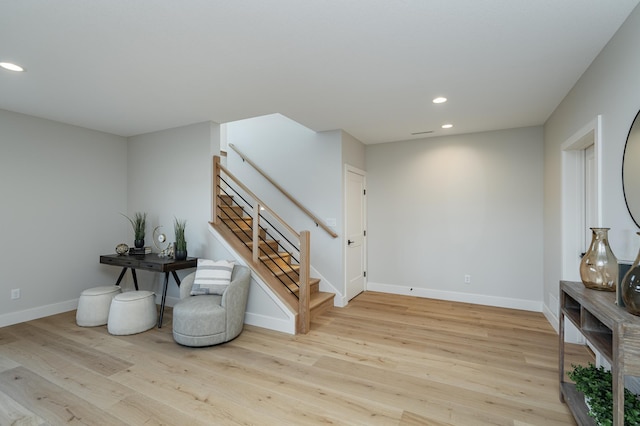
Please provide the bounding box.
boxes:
[579,227,618,291]
[622,232,640,315]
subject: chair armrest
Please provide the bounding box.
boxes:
[221,265,251,338]
[221,266,251,307]
[179,272,196,299]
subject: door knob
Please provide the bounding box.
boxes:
[348,239,354,245]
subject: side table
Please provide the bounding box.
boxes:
[100,253,197,328]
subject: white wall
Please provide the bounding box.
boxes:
[226,114,345,296]
[366,126,544,310]
[544,5,640,322]
[126,122,216,298]
[0,109,128,326]
[342,130,366,171]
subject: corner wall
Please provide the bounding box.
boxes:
[366,126,544,310]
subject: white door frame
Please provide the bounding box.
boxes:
[561,115,602,282]
[344,164,367,301]
[560,115,602,344]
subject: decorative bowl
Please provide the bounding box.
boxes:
[115,243,129,255]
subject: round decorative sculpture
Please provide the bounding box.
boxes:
[115,243,129,255]
[153,226,171,257]
[579,228,618,291]
[622,232,640,315]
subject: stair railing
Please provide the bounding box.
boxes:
[228,143,338,239]
[212,156,311,333]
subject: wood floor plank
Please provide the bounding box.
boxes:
[0,367,127,425]
[0,352,20,373]
[0,338,135,410]
[109,392,217,426]
[4,323,132,377]
[0,291,592,425]
[0,390,47,426]
[399,410,453,426]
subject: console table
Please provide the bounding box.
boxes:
[100,253,197,328]
[559,280,640,425]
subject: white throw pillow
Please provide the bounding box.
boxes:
[190,259,235,296]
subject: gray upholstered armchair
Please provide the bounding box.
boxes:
[172,264,251,347]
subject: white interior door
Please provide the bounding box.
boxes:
[584,144,597,252]
[345,168,366,301]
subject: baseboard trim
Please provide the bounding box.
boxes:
[0,299,79,328]
[244,312,295,334]
[366,282,543,312]
[542,303,559,333]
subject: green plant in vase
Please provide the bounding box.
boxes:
[174,217,187,260]
[568,363,640,425]
[121,212,147,248]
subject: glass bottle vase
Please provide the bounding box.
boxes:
[579,227,618,291]
[622,232,640,315]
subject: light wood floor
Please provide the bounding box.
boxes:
[0,291,591,425]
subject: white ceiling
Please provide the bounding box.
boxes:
[1,1,638,144]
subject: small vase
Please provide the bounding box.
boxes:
[580,227,618,291]
[134,239,145,248]
[174,250,187,260]
[622,232,640,315]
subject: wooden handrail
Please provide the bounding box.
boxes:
[228,143,338,238]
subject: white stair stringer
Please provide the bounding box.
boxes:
[208,225,296,334]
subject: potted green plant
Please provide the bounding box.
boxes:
[568,363,640,425]
[121,212,147,248]
[174,217,187,260]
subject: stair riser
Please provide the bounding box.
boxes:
[310,294,335,320]
[261,256,292,270]
[274,266,299,279]
[217,194,234,206]
[219,205,244,219]
[248,240,280,253]
[292,281,320,295]
[233,228,267,242]
[223,217,254,229]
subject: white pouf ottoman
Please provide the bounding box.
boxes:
[107,290,157,335]
[76,286,122,327]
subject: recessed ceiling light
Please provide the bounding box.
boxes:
[0,62,25,72]
[432,97,447,104]
[442,124,453,129]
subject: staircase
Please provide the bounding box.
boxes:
[211,188,335,334]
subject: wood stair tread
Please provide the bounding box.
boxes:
[273,264,300,277]
[282,277,321,294]
[259,253,291,261]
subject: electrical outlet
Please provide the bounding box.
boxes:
[464,275,471,284]
[11,288,20,300]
